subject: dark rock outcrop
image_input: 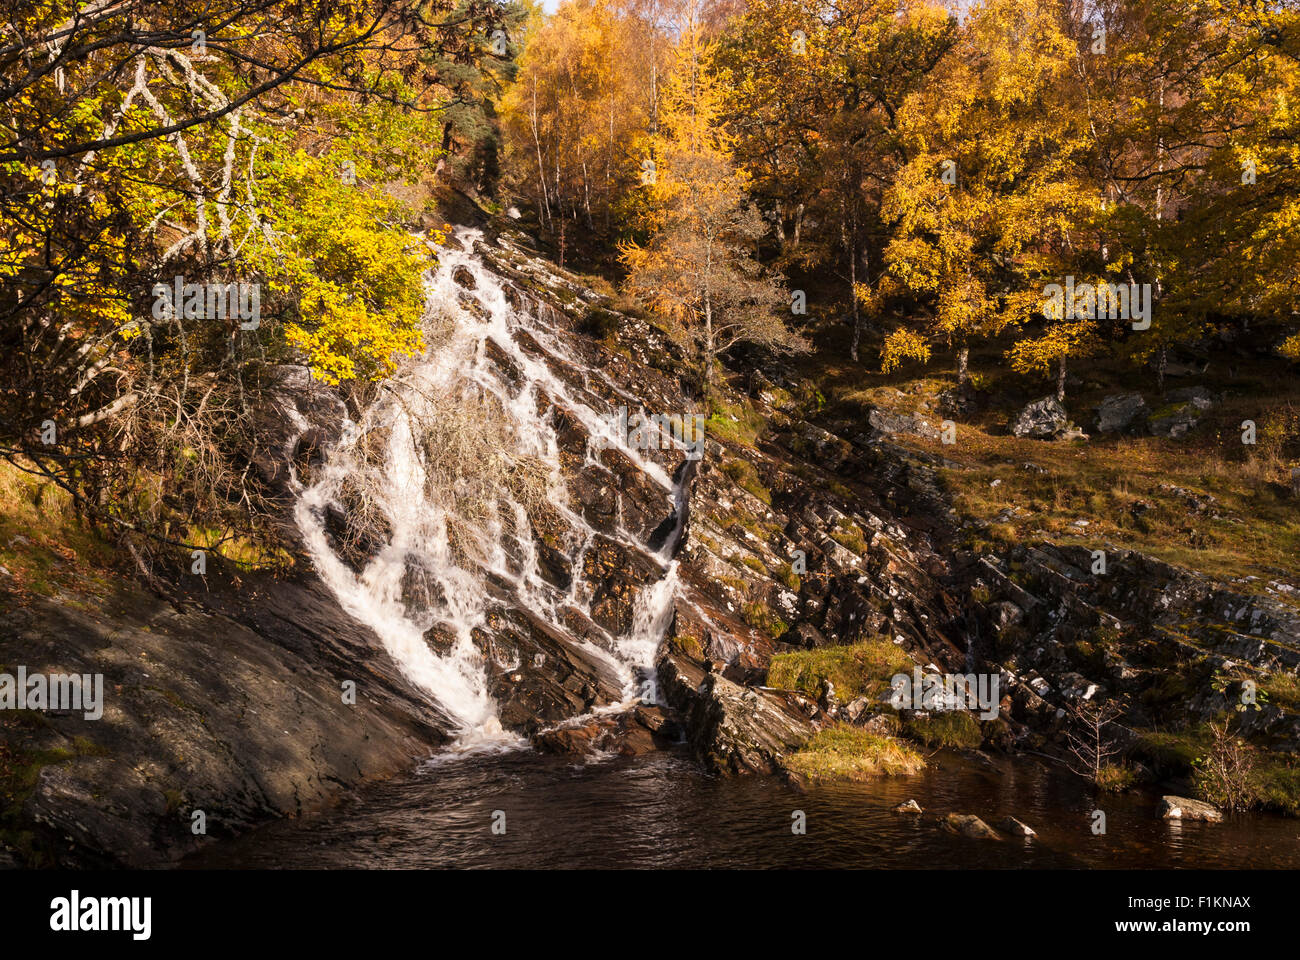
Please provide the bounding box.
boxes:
[0,567,453,868]
[1148,390,1214,438]
[941,813,1003,840]
[1094,393,1148,434]
[1159,796,1223,822]
[1011,397,1069,439]
[680,669,819,775]
[250,364,348,493]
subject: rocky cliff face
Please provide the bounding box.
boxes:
[0,567,454,867]
[970,542,1300,752]
[443,225,1300,781]
[4,220,1296,867]
[428,226,978,768]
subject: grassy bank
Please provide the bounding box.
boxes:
[785,724,926,782]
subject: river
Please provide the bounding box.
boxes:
[187,746,1299,869]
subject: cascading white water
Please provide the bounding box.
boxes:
[294,227,690,748]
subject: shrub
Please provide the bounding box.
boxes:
[902,709,983,749]
[831,519,869,555]
[1097,763,1136,792]
[579,307,620,340]
[1192,718,1257,812]
[742,600,786,638]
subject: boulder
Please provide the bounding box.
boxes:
[867,408,941,442]
[1159,795,1223,822]
[818,678,839,715]
[531,723,603,754]
[894,799,923,814]
[938,388,980,418]
[452,265,477,289]
[859,714,896,738]
[989,600,1024,633]
[999,816,1037,837]
[1094,393,1148,434]
[1148,391,1214,439]
[1167,385,1215,406]
[842,696,873,724]
[1011,397,1069,439]
[941,813,1003,840]
[633,705,672,735]
[682,671,818,775]
[421,622,458,656]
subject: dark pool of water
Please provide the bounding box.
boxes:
[186,747,1300,869]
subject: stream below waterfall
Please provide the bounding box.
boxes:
[186,747,1300,869]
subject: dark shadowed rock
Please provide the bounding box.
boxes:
[1148,392,1213,438]
[250,365,348,493]
[1094,393,1148,434]
[867,408,941,442]
[941,814,1003,840]
[999,816,1037,837]
[472,604,625,734]
[0,566,453,867]
[1167,385,1216,406]
[780,621,829,649]
[484,337,523,388]
[582,534,663,635]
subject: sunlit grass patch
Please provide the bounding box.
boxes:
[1252,757,1300,815]
[0,459,116,596]
[1258,672,1300,712]
[785,723,926,781]
[902,709,984,749]
[707,396,766,449]
[721,458,772,504]
[928,424,1300,583]
[767,640,913,702]
[742,600,787,638]
[1131,728,1210,777]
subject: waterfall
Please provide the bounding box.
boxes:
[293,228,689,748]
